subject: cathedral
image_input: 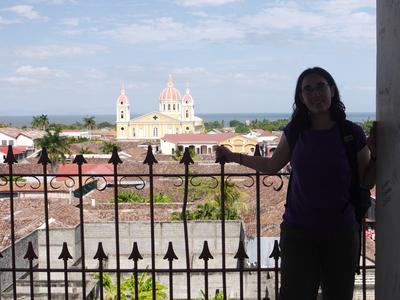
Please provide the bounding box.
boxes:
[116,75,204,140]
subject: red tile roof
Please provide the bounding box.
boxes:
[162,133,237,144]
[0,146,28,155]
[57,163,114,175]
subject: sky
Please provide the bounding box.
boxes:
[0,0,376,116]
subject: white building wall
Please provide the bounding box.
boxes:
[16,135,34,147]
[0,133,16,146]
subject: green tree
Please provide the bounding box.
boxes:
[31,114,49,131]
[360,119,374,135]
[172,147,196,161]
[36,128,71,172]
[95,271,167,300]
[79,147,93,154]
[234,123,250,134]
[171,180,246,221]
[83,116,96,139]
[100,141,121,154]
[97,121,115,129]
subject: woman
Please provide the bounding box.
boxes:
[216,67,376,300]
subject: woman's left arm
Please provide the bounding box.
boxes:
[358,122,377,189]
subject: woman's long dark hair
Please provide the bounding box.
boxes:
[291,67,346,130]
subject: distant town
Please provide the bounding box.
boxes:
[0,77,376,299]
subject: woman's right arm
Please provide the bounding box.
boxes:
[216,134,291,174]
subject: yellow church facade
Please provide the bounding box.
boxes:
[116,76,204,140]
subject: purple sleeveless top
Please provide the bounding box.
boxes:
[283,121,367,231]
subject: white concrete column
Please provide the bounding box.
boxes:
[376,2,400,299]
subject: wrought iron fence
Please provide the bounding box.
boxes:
[0,145,375,300]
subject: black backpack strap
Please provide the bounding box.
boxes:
[285,123,300,208]
[339,120,365,275]
[339,120,358,183]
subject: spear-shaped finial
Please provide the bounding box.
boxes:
[93,242,108,261]
[58,242,73,261]
[269,240,281,260]
[4,145,17,164]
[234,240,249,261]
[38,147,52,165]
[23,242,38,260]
[180,147,194,165]
[199,240,214,261]
[143,145,158,165]
[163,241,178,261]
[128,242,143,261]
[108,146,122,165]
[73,154,87,165]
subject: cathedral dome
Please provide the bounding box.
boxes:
[182,87,193,104]
[160,75,181,101]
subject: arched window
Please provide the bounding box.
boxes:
[153,127,158,137]
[173,104,176,110]
[168,104,171,110]
[163,104,166,111]
[121,111,124,119]
[186,110,189,118]
[177,104,180,110]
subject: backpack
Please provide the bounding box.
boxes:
[285,119,371,273]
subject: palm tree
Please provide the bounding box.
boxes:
[100,141,121,154]
[83,116,96,139]
[31,114,49,131]
[36,128,71,173]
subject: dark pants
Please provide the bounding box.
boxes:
[279,223,359,300]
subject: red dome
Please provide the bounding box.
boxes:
[160,75,181,101]
[117,86,128,104]
[182,87,193,104]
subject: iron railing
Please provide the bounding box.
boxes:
[0,145,375,300]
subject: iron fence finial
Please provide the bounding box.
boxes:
[109,146,122,165]
[269,240,281,260]
[4,145,17,164]
[58,242,73,261]
[73,154,87,165]
[143,145,158,165]
[38,147,51,165]
[234,240,249,261]
[128,242,143,261]
[163,241,178,261]
[199,240,214,261]
[23,242,38,260]
[93,242,108,261]
[180,147,194,165]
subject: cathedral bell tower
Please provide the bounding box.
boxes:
[182,87,194,121]
[116,83,130,139]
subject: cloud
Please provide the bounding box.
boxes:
[0,76,39,85]
[61,18,79,26]
[175,0,242,7]
[172,67,208,75]
[5,5,47,21]
[102,17,243,44]
[15,44,106,58]
[0,16,20,24]
[241,0,376,43]
[15,65,68,78]
[25,0,77,4]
